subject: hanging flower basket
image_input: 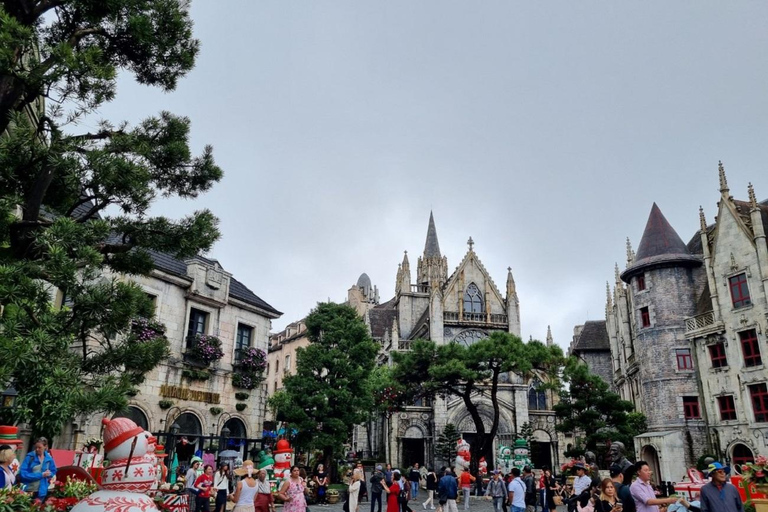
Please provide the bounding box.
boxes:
[188,334,224,366]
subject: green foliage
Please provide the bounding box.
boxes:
[182,368,210,381]
[268,302,378,466]
[209,407,223,416]
[234,392,250,401]
[553,357,646,460]
[158,399,173,410]
[518,422,534,446]
[0,0,222,440]
[391,333,563,470]
[435,423,461,465]
[235,403,247,412]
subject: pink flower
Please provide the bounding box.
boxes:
[756,471,765,478]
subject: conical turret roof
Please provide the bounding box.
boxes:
[423,211,441,258]
[621,203,701,282]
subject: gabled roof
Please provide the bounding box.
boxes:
[622,203,701,282]
[571,320,610,352]
[148,250,281,316]
[368,297,397,340]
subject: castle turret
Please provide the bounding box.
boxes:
[619,203,704,464]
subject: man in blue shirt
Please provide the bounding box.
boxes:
[699,462,743,512]
[438,468,459,512]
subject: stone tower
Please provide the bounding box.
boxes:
[619,203,707,469]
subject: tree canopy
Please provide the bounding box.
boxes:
[0,0,222,440]
[553,357,647,461]
[391,332,563,471]
[268,303,379,471]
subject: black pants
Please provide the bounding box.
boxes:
[371,492,383,512]
[197,496,211,512]
[401,499,413,512]
[214,489,227,512]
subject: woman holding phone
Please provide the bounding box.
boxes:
[594,479,622,512]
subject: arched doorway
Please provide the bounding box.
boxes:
[222,417,247,451]
[401,425,425,468]
[530,429,552,470]
[173,412,203,464]
[640,445,661,484]
[731,443,755,466]
[113,406,149,431]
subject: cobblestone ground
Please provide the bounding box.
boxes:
[269,495,566,512]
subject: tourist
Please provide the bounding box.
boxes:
[536,468,548,512]
[410,463,422,499]
[230,461,259,512]
[438,468,459,512]
[279,466,308,512]
[254,468,275,512]
[349,469,363,512]
[186,460,202,512]
[386,471,403,512]
[610,465,635,512]
[315,464,329,506]
[423,467,438,510]
[400,471,414,512]
[194,464,215,512]
[522,467,536,512]
[458,469,475,510]
[356,462,369,502]
[19,437,57,501]
[629,461,677,512]
[507,468,527,512]
[385,464,394,486]
[372,464,386,512]
[698,462,743,512]
[594,478,622,512]
[0,445,15,489]
[543,468,560,512]
[484,471,506,512]
[213,462,231,512]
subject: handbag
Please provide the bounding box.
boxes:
[553,495,563,506]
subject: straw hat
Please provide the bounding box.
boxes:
[234,460,257,477]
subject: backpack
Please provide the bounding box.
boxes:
[399,485,409,503]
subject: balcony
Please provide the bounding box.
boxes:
[684,311,724,337]
[410,284,429,294]
[443,311,508,326]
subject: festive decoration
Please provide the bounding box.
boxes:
[273,439,293,481]
[512,439,532,470]
[742,455,768,488]
[478,457,488,478]
[70,417,159,512]
[454,438,470,476]
[497,445,513,474]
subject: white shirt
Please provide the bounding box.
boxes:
[573,475,592,495]
[214,473,230,490]
[507,478,526,508]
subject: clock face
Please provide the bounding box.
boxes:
[453,329,488,346]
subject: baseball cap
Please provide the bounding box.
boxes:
[609,464,623,478]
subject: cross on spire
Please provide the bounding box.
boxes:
[467,237,474,251]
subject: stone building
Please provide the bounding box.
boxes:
[605,164,768,482]
[568,321,612,387]
[59,252,281,462]
[265,319,310,421]
[353,213,564,471]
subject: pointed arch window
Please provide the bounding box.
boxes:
[528,379,547,411]
[464,283,484,313]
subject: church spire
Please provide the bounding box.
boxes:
[626,237,635,267]
[546,325,553,346]
[506,267,517,298]
[699,206,707,233]
[719,160,730,196]
[606,281,613,308]
[749,182,759,210]
[424,211,441,258]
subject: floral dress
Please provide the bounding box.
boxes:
[283,478,307,512]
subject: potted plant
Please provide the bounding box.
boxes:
[235,392,250,401]
[743,455,768,510]
[236,403,247,412]
[188,334,224,366]
[209,407,223,416]
[327,488,340,504]
[159,399,174,409]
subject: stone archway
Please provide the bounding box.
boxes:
[640,445,661,484]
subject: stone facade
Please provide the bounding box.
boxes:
[55,253,281,462]
[569,322,613,387]
[265,320,311,420]
[605,164,768,482]
[353,213,565,471]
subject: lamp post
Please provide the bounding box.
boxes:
[166,422,180,482]
[220,426,230,453]
[0,382,18,425]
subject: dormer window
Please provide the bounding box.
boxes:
[463,283,484,314]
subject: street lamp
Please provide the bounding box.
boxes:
[166,422,180,482]
[1,383,18,410]
[220,426,230,452]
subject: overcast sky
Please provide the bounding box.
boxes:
[94,1,768,350]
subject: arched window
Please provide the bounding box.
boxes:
[113,406,149,431]
[528,379,547,411]
[223,418,247,441]
[731,443,755,466]
[463,283,484,313]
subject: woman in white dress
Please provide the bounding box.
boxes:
[348,469,363,512]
